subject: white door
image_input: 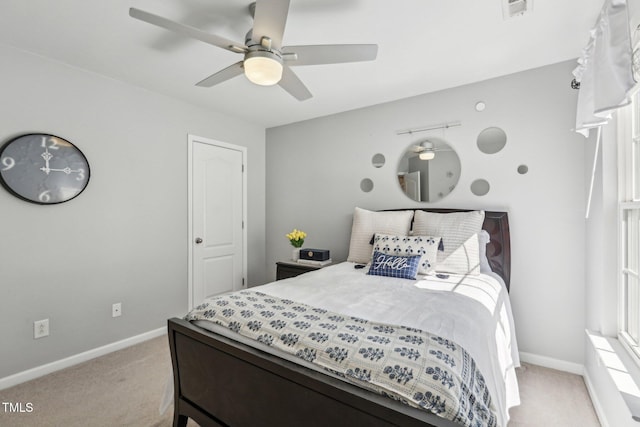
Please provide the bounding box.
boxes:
[189,135,246,308]
[405,171,421,202]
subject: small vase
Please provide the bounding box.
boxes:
[292,248,300,262]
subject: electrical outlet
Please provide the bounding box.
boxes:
[34,319,49,339]
[112,302,122,318]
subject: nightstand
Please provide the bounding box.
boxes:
[276,261,330,280]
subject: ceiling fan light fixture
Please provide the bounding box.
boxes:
[418,140,436,160]
[419,150,436,160]
[244,51,283,86]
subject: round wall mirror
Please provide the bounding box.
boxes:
[371,153,385,168]
[477,127,507,154]
[397,138,461,202]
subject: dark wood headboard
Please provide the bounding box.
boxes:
[386,209,511,291]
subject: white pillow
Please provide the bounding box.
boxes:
[372,233,441,275]
[437,233,481,275]
[479,229,492,273]
[412,210,485,275]
[347,208,414,264]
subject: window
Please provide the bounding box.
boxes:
[619,90,640,360]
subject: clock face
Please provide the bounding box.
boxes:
[0,134,90,204]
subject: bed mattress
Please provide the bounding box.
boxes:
[187,262,520,427]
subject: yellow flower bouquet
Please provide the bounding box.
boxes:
[286,229,307,248]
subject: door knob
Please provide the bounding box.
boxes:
[195,237,203,244]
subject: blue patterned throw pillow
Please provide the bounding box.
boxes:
[372,233,441,274]
[367,251,421,280]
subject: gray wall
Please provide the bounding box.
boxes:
[0,45,266,379]
[266,60,587,365]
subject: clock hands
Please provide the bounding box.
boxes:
[48,166,85,175]
[39,146,84,178]
[40,146,53,174]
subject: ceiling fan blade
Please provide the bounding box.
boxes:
[129,8,246,54]
[196,61,245,87]
[278,66,312,101]
[283,44,378,66]
[251,0,290,49]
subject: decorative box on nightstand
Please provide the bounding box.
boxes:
[276,261,332,280]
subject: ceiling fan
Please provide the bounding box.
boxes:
[410,140,452,160]
[129,0,378,101]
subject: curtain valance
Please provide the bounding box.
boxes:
[573,0,635,137]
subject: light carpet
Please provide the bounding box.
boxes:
[0,335,600,426]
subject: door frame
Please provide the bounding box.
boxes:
[188,134,247,310]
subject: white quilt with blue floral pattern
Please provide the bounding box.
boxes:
[186,289,498,427]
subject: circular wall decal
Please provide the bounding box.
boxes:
[517,164,529,174]
[360,178,374,193]
[470,179,490,196]
[371,153,385,168]
[477,127,507,154]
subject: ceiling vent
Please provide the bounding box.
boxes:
[503,0,531,19]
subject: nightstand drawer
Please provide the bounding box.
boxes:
[276,262,324,280]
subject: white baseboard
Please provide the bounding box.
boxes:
[519,351,585,375]
[583,368,610,427]
[0,327,166,391]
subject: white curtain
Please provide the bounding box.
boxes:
[574,0,636,217]
[573,0,636,137]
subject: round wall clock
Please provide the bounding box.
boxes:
[0,134,90,204]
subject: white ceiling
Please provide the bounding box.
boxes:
[0,0,603,128]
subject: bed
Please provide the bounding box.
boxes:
[167,208,519,427]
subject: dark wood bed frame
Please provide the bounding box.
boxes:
[168,209,510,427]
